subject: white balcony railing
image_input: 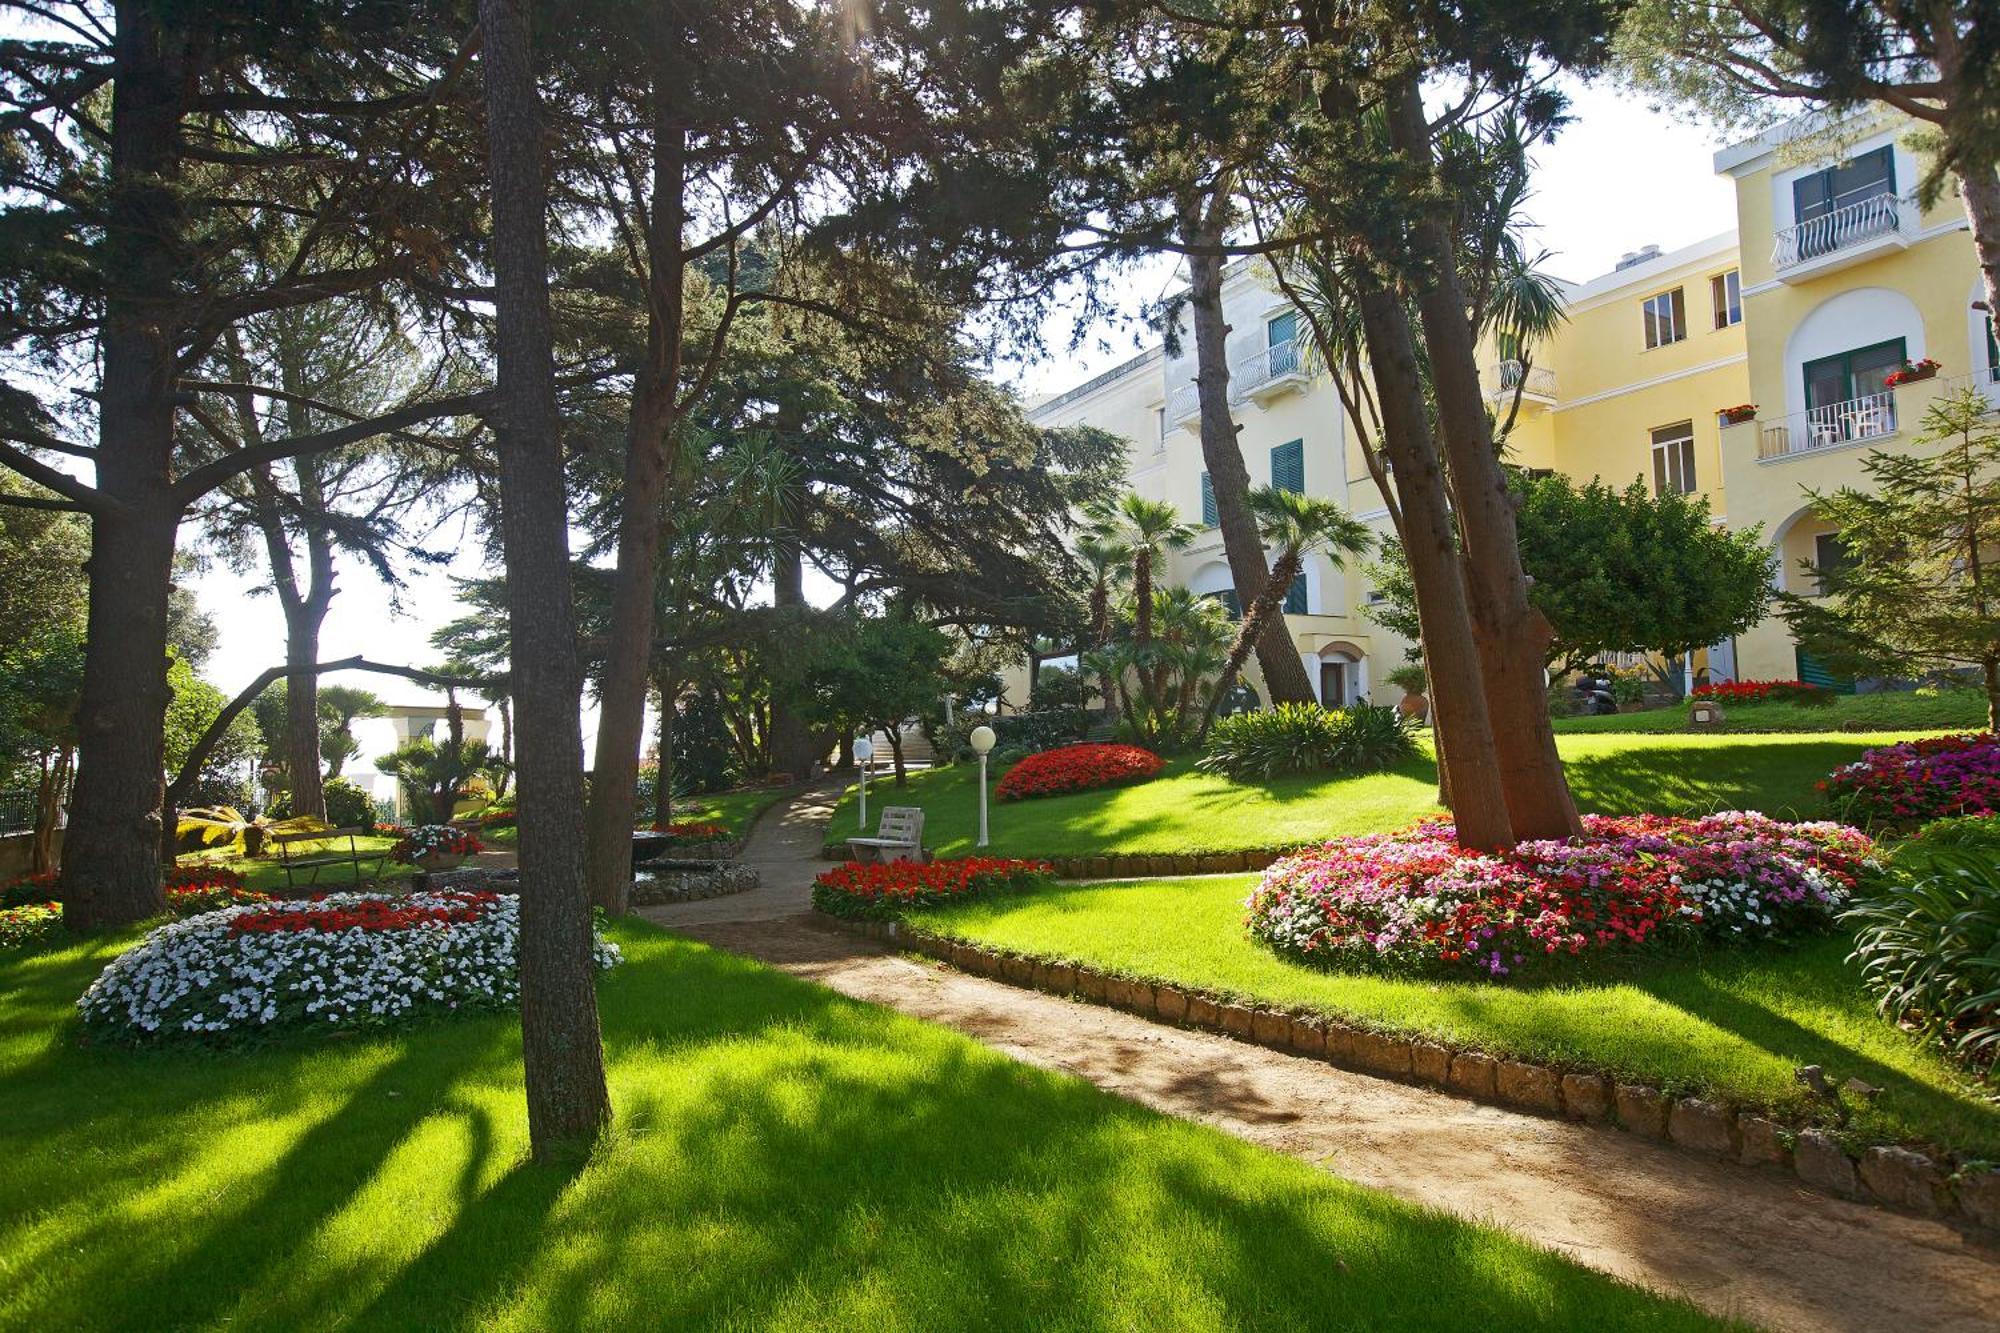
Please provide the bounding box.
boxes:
[1235,338,1305,395]
[1486,359,1558,402]
[1167,382,1202,425]
[1757,388,1899,461]
[1772,190,1906,270]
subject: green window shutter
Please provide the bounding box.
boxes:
[1283,573,1307,615]
[1219,589,1242,619]
[1271,439,1304,494]
[1200,473,1217,526]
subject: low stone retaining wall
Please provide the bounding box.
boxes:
[821,912,2000,1234]
[631,861,759,907]
[819,845,1288,875]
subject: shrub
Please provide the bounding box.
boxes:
[812,857,1054,921]
[1693,678,1834,706]
[323,778,376,830]
[1198,703,1416,781]
[1846,850,2000,1074]
[0,902,63,950]
[389,825,484,865]
[994,742,1163,801]
[1820,732,2000,826]
[77,889,622,1041]
[1247,813,1874,979]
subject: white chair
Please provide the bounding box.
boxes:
[847,806,926,863]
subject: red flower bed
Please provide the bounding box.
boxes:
[813,857,1053,920]
[231,889,497,935]
[165,864,246,891]
[650,819,730,842]
[995,743,1163,802]
[1692,679,1831,705]
[1821,732,2000,826]
[0,869,59,908]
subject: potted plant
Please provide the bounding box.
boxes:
[1385,664,1429,721]
[391,824,484,872]
[1716,403,1757,427]
[1611,671,1648,713]
[1883,357,1940,387]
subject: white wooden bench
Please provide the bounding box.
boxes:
[847,806,926,864]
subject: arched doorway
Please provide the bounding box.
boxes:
[1315,641,1367,706]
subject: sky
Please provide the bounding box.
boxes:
[190,78,1742,794]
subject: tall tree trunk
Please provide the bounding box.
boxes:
[495,695,514,798]
[1183,198,1318,707]
[886,728,907,786]
[282,603,327,819]
[584,56,687,916]
[766,482,820,779]
[477,0,611,1155]
[31,749,69,875]
[1959,164,2000,338]
[1386,77,1579,843]
[59,2,188,930]
[1352,279,1517,851]
[652,670,675,827]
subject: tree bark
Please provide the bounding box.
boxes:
[1958,164,2000,337]
[766,483,821,779]
[1352,279,1517,851]
[477,0,611,1155]
[1385,76,1579,843]
[1183,199,1318,707]
[583,55,687,916]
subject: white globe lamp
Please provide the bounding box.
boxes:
[970,725,997,847]
[854,735,876,830]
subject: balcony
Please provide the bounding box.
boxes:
[1167,382,1203,432]
[1771,190,1911,281]
[1483,359,1557,408]
[1234,338,1309,404]
[1755,389,1898,462]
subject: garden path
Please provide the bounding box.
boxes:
[639,787,2000,1333]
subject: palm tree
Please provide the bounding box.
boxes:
[1075,525,1130,720]
[1200,487,1373,740]
[1110,492,1196,703]
[1153,586,1232,727]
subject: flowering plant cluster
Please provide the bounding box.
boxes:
[994,742,1163,802]
[1883,357,1941,386]
[1246,813,1874,979]
[477,809,517,831]
[1821,733,2000,826]
[165,883,272,917]
[1691,679,1831,706]
[649,819,731,844]
[164,863,246,891]
[0,902,63,950]
[77,889,622,1040]
[389,824,483,864]
[0,869,59,908]
[813,856,1054,921]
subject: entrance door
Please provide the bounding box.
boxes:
[1320,660,1349,707]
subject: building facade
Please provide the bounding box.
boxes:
[1020,110,1999,708]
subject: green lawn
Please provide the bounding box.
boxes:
[0,922,1716,1330]
[905,875,2000,1159]
[179,834,416,895]
[841,732,1929,858]
[1554,690,1986,735]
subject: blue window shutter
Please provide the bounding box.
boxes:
[1284,573,1308,615]
[1200,473,1217,526]
[1271,440,1304,494]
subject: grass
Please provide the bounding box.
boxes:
[0,921,1719,1330]
[179,834,415,895]
[904,875,2000,1159]
[837,731,1934,858]
[1554,689,1987,735]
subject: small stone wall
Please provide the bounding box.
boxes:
[816,845,1288,876]
[631,861,759,907]
[821,912,2000,1234]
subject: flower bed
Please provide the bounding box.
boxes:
[1247,813,1874,978]
[0,902,63,950]
[390,825,484,865]
[812,857,1054,921]
[78,889,622,1040]
[995,743,1162,802]
[0,870,58,908]
[1821,732,2000,826]
[649,819,731,844]
[1691,679,1832,706]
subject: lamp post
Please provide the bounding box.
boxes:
[853,735,875,831]
[970,724,996,848]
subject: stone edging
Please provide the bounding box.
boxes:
[819,846,1289,874]
[631,862,759,907]
[818,912,2000,1234]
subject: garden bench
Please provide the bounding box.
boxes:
[847,806,926,864]
[272,826,389,892]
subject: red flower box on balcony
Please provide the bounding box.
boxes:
[1883,358,1940,387]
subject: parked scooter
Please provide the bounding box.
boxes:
[1571,670,1618,716]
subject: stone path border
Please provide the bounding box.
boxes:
[822,912,2000,1233]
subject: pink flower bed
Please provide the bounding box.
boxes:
[1821,733,2000,826]
[1246,813,1874,978]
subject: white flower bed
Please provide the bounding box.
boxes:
[78,890,622,1040]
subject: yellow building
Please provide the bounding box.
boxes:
[1022,109,1998,707]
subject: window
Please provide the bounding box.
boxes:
[1154,406,1167,449]
[1802,338,1905,411]
[1208,588,1242,619]
[1270,439,1304,494]
[1267,310,1300,377]
[1985,313,1998,384]
[1283,573,1308,615]
[1814,532,1851,595]
[1496,330,1522,362]
[1793,147,1895,225]
[1710,270,1741,329]
[1642,288,1686,349]
[1200,472,1217,527]
[1651,421,1696,495]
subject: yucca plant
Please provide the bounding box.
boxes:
[1198,703,1416,781]
[1845,848,2000,1075]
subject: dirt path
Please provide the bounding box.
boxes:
[640,789,2000,1332]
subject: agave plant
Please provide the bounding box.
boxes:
[176,806,328,858]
